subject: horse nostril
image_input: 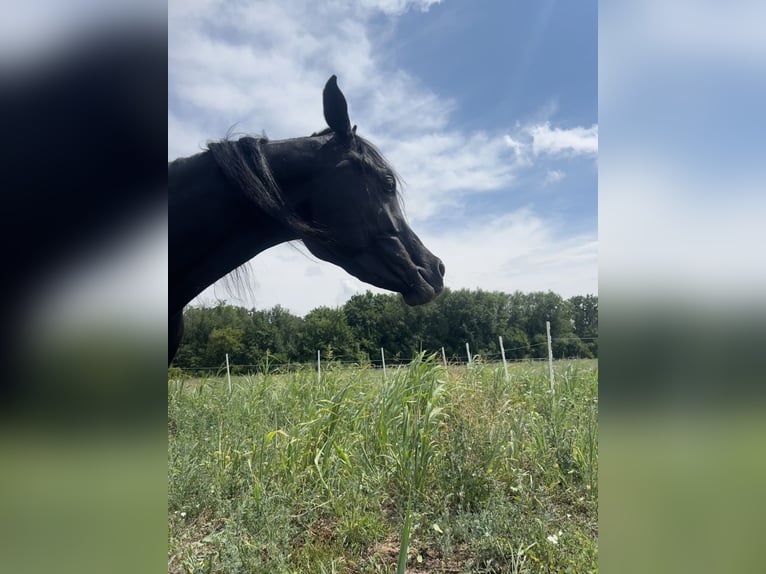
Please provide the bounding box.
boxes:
[437,260,446,277]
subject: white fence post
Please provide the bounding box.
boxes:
[546,321,554,393]
[441,346,447,367]
[381,347,387,381]
[465,342,471,365]
[225,353,232,396]
[499,336,510,383]
[317,349,321,384]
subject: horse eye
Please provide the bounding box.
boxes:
[385,174,396,194]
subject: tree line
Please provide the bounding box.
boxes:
[172,289,597,371]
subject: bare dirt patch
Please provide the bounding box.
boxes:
[365,536,473,573]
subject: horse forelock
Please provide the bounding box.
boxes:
[309,129,405,208]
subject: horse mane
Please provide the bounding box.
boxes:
[207,131,405,233]
[207,136,320,238]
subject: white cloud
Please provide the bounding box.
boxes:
[193,242,391,316]
[168,111,209,160]
[527,122,598,157]
[501,122,598,168]
[503,135,527,162]
[422,210,597,298]
[355,0,442,16]
[383,123,596,221]
[385,131,518,221]
[544,169,565,185]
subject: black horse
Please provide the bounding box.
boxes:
[169,76,445,362]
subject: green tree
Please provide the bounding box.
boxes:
[530,333,549,359]
[264,305,303,361]
[206,327,245,366]
[299,306,358,362]
[569,294,598,357]
[433,289,514,359]
[171,290,598,368]
[499,327,530,360]
[344,291,387,360]
[522,291,575,341]
[174,301,249,369]
[553,333,593,359]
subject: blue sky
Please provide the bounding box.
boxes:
[384,0,597,230]
[168,0,598,315]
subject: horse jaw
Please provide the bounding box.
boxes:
[401,273,440,305]
[345,239,445,306]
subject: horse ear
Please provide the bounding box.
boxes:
[323,75,352,138]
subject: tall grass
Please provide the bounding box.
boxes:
[168,357,597,573]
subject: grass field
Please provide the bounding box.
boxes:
[168,356,598,573]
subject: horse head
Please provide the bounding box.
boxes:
[289,75,445,305]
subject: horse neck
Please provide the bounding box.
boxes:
[169,150,298,314]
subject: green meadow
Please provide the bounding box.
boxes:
[168,356,598,573]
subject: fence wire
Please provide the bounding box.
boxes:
[170,337,597,376]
